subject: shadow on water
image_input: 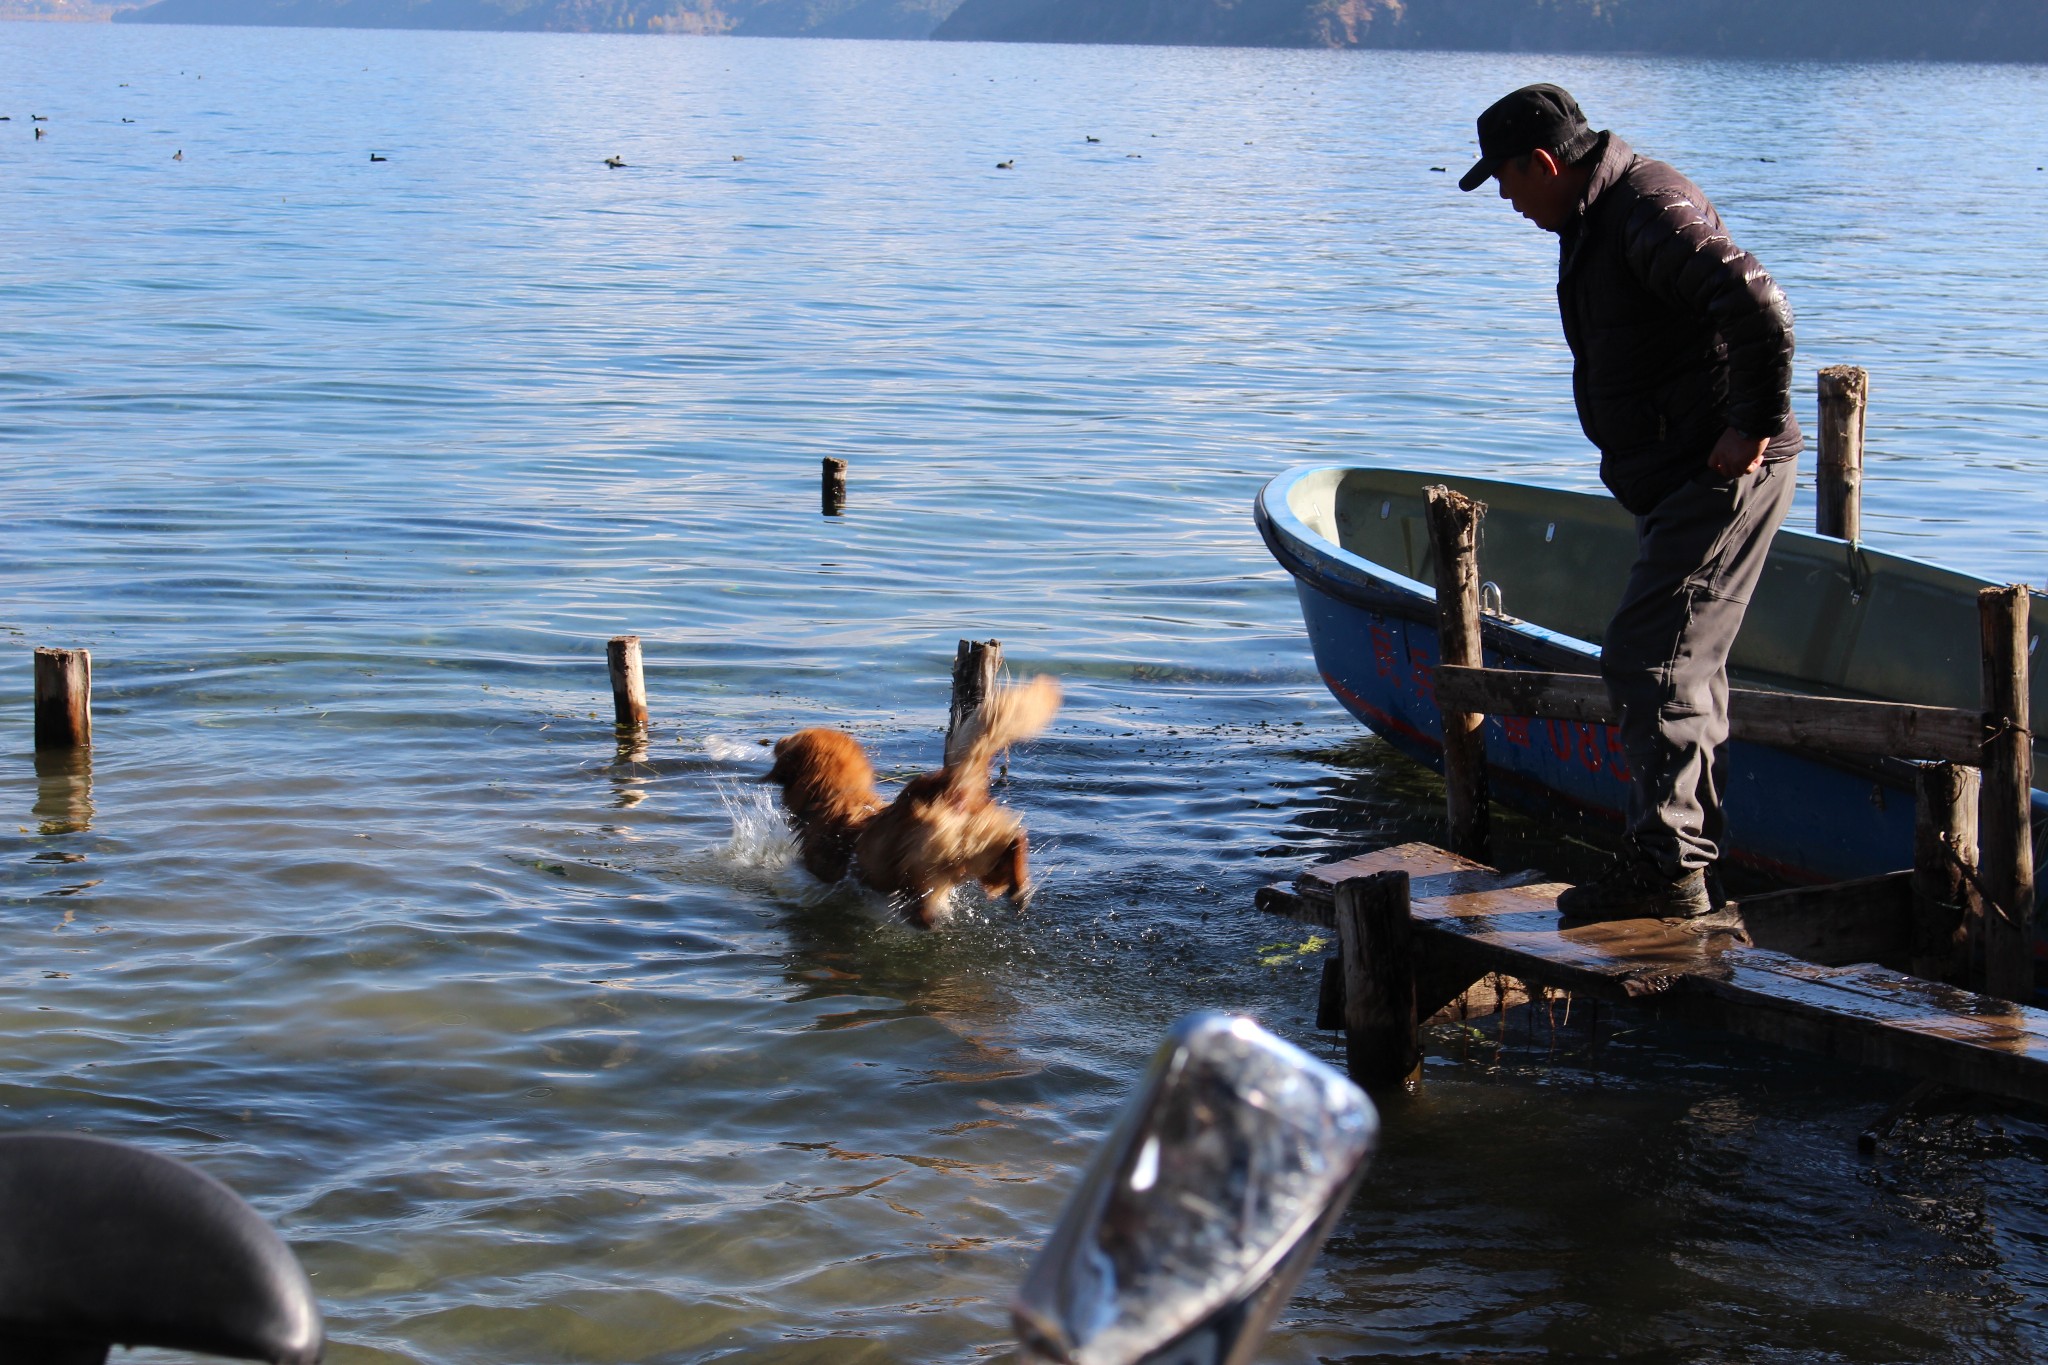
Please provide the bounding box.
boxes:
[1277,733,1786,899]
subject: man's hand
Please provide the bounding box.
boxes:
[1706,427,1768,479]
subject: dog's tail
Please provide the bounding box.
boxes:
[943,675,1060,799]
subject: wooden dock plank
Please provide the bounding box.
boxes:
[1732,871,1913,966]
[1660,956,2048,1106]
[1259,842,2048,1106]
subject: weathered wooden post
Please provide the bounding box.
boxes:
[606,635,649,732]
[1912,760,1979,983]
[1978,585,2034,1002]
[822,457,848,516]
[1335,870,1420,1091]
[34,647,91,750]
[945,638,1002,763]
[1315,957,1343,1030]
[1424,486,1489,860]
[1816,365,1867,541]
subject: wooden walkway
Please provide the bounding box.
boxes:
[1258,842,2048,1107]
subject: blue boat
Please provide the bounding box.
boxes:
[1256,464,2048,937]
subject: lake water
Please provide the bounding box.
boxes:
[4,21,2048,1362]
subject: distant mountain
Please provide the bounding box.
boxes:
[933,0,2048,61]
[113,0,953,37]
[105,0,2048,57]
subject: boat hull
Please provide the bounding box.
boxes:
[1288,573,1914,886]
[1256,464,2047,924]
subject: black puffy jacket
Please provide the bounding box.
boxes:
[1558,133,1802,515]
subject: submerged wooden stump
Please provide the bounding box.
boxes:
[34,647,91,751]
[607,635,649,732]
[822,457,848,516]
[1335,871,1419,1092]
[945,638,1002,764]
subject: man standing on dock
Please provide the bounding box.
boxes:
[1459,85,1801,919]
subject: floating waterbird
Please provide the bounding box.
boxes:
[173,149,183,160]
[732,154,744,161]
[1430,165,1446,172]
[122,117,135,123]
[996,159,1013,169]
[0,116,10,121]
[31,114,47,121]
[369,153,387,162]
[1085,135,1099,143]
[604,155,624,169]
[1126,153,1141,159]
[35,127,45,140]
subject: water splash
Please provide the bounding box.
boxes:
[713,778,1000,925]
[703,734,768,764]
[715,779,796,871]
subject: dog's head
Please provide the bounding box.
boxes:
[762,728,877,820]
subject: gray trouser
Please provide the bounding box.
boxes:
[1600,461,1795,875]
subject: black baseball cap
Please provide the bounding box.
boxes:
[1458,84,1596,191]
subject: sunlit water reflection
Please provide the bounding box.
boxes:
[2,22,2047,1361]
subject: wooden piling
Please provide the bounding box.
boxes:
[1816,365,1867,541]
[1912,761,1979,983]
[606,635,649,732]
[1424,486,1489,860]
[33,647,91,751]
[1977,585,2034,1002]
[1335,870,1419,1092]
[822,457,848,516]
[1315,956,1343,1031]
[945,638,1002,764]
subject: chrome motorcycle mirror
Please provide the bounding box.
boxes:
[1013,1011,1378,1365]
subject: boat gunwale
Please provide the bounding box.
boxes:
[1253,463,1602,675]
[1256,461,2048,692]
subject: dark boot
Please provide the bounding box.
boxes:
[1556,854,1711,922]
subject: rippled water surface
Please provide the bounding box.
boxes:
[4,23,2048,1362]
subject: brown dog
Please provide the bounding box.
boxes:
[764,676,1060,927]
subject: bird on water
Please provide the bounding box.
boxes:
[604,155,624,169]
[369,153,387,162]
[173,149,183,160]
[1085,135,1099,143]
[996,159,1013,169]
